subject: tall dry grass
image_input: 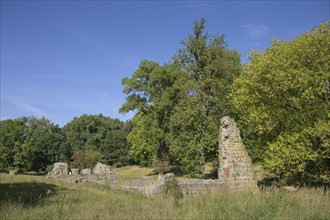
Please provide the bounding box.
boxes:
[0,173,329,219]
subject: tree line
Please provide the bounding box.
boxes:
[1,19,329,186]
[0,114,132,172]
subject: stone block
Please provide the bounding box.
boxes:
[93,162,112,174]
[71,168,79,175]
[81,168,91,175]
[48,162,68,177]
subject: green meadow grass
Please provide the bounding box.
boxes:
[113,163,219,181]
[0,173,329,220]
[113,165,157,181]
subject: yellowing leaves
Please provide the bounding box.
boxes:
[232,21,330,185]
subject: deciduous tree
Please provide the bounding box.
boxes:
[120,61,184,171]
[232,21,330,185]
[169,18,241,176]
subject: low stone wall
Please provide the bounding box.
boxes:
[123,174,227,196]
[81,169,91,175]
[179,179,225,195]
[121,176,154,193]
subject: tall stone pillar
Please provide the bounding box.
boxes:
[218,116,256,189]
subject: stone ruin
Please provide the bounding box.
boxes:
[94,162,111,174]
[71,168,79,175]
[123,116,257,195]
[46,117,256,195]
[218,116,256,189]
[47,162,68,177]
[93,162,116,182]
[47,162,116,183]
[123,174,224,196]
[81,168,91,175]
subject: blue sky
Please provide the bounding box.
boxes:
[1,1,329,127]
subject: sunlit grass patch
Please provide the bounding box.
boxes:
[113,165,156,181]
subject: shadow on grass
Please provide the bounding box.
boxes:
[0,182,58,207]
[23,171,47,176]
[168,165,218,179]
[204,169,218,179]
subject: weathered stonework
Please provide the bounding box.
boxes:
[93,162,117,182]
[123,174,179,195]
[71,168,79,175]
[179,179,224,195]
[81,168,92,175]
[122,116,256,195]
[218,116,256,189]
[46,117,255,194]
[93,162,111,174]
[121,176,154,194]
[47,162,116,183]
[123,174,225,196]
[47,162,68,177]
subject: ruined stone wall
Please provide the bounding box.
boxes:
[123,116,256,196]
[47,162,116,183]
[47,117,256,194]
[93,162,112,174]
[122,177,154,193]
[179,179,224,195]
[123,175,225,196]
[47,162,68,177]
[93,162,116,182]
[218,116,256,189]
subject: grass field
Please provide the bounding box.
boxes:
[0,170,329,220]
[114,165,157,181]
[112,164,216,181]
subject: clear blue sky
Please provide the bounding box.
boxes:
[1,1,329,127]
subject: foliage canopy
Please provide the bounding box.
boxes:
[232,21,330,185]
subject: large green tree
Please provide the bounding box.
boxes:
[169,18,241,176]
[120,61,184,172]
[232,21,330,185]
